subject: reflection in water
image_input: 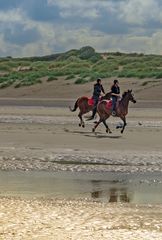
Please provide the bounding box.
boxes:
[109,188,118,202]
[120,188,130,203]
[1,170,162,204]
[91,185,131,203]
[91,191,103,199]
[109,188,130,203]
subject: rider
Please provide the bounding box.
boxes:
[111,79,120,116]
[87,78,105,120]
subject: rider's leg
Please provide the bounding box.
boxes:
[112,96,117,115]
[88,97,98,120]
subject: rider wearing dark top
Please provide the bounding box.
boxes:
[111,79,120,116]
[88,78,105,120]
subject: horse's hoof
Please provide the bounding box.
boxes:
[79,123,81,127]
[106,128,112,134]
[82,124,85,128]
[121,130,123,134]
[92,128,95,133]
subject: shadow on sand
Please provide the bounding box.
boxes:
[84,134,122,139]
[64,129,92,135]
[64,128,122,139]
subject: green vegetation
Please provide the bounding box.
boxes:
[47,76,58,82]
[75,78,88,84]
[0,46,162,88]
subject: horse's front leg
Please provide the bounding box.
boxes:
[78,112,85,128]
[103,120,112,133]
[92,119,102,132]
[120,116,127,133]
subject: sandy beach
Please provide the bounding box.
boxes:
[0,100,162,239]
[0,197,162,240]
[0,105,162,172]
[2,0,162,237]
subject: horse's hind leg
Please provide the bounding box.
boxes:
[82,120,85,128]
[78,113,82,127]
[103,120,112,133]
[78,112,85,128]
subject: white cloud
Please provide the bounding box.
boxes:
[0,8,25,23]
[1,1,162,57]
[119,0,162,25]
[149,31,162,54]
[1,19,162,57]
[53,25,162,55]
[47,0,116,19]
[0,7,56,56]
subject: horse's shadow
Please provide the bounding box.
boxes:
[64,128,122,139]
[84,134,122,139]
[64,128,91,135]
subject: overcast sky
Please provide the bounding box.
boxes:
[0,0,162,57]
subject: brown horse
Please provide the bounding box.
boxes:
[69,92,111,128]
[92,90,136,134]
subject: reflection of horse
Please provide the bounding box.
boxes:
[109,188,130,203]
[91,187,131,203]
[92,90,136,134]
[69,92,111,128]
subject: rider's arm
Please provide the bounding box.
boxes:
[111,85,120,97]
[101,85,105,94]
[111,92,120,97]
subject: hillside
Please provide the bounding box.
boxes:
[0,46,162,101]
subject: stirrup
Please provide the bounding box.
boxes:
[112,111,116,116]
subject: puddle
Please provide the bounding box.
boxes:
[0,170,162,204]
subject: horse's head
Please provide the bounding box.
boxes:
[122,90,136,103]
[127,89,136,103]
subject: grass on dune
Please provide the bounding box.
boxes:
[1,47,162,88]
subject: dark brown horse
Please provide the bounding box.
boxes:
[92,90,136,134]
[69,92,111,128]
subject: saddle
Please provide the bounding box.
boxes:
[88,98,114,108]
[104,99,120,110]
[105,100,112,109]
[87,96,102,106]
[88,98,94,106]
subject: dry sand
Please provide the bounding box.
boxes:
[0,77,162,101]
[0,105,162,172]
[0,197,162,240]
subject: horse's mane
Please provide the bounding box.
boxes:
[122,89,132,99]
[122,90,128,98]
[101,91,111,100]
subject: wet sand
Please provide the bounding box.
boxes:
[0,97,162,108]
[0,103,162,239]
[0,105,162,172]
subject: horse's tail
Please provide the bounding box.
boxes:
[69,98,79,112]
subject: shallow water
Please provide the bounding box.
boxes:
[0,170,162,204]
